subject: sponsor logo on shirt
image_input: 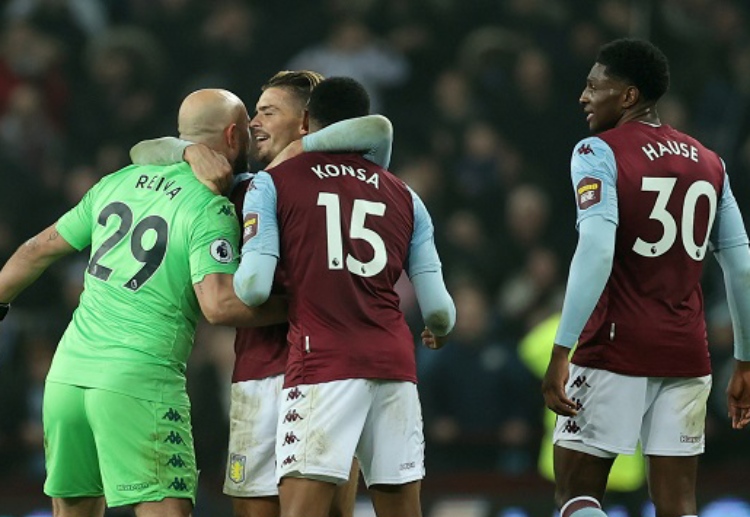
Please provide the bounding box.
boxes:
[680,434,701,444]
[243,212,259,245]
[210,238,234,264]
[228,453,246,483]
[576,177,602,210]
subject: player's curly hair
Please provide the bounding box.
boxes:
[261,70,325,106]
[308,77,370,128]
[597,38,670,102]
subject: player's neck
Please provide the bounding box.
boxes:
[619,105,660,128]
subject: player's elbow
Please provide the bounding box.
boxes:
[370,115,393,140]
[233,273,270,308]
[202,304,226,326]
[425,304,456,337]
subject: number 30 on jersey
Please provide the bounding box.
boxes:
[633,177,717,260]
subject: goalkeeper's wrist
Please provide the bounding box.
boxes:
[0,302,10,321]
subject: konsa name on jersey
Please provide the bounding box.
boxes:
[311,163,380,189]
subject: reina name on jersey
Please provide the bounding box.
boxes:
[135,174,183,200]
[641,139,699,163]
[310,162,380,189]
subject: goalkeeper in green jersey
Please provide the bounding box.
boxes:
[0,89,286,517]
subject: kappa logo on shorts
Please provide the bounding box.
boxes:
[283,409,304,423]
[243,212,259,245]
[570,375,591,389]
[168,477,189,492]
[576,177,602,210]
[162,408,184,422]
[166,454,187,468]
[228,453,246,483]
[572,397,584,412]
[281,455,298,466]
[164,431,185,445]
[282,432,301,446]
[563,420,581,434]
[286,387,305,401]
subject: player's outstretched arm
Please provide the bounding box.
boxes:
[267,115,395,170]
[194,272,286,328]
[0,224,76,308]
[130,137,232,195]
[130,137,190,166]
[303,114,393,168]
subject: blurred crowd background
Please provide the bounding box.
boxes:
[1,0,750,516]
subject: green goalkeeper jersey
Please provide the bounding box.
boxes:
[48,162,239,405]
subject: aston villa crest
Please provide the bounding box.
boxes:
[228,453,246,483]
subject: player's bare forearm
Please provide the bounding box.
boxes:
[196,273,287,327]
[0,224,76,303]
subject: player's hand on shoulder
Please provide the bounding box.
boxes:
[267,140,303,169]
[421,327,447,350]
[727,360,750,430]
[185,144,233,195]
[542,345,578,417]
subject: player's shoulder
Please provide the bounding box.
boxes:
[571,135,612,161]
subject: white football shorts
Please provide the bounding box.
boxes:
[223,374,284,497]
[553,365,711,458]
[276,379,425,487]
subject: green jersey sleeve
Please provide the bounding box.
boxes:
[56,183,97,250]
[189,196,240,283]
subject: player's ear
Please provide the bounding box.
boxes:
[622,85,639,109]
[225,122,239,150]
[300,109,310,136]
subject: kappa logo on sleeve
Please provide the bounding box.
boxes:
[243,212,259,245]
[576,177,602,210]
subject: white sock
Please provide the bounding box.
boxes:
[570,510,607,517]
[561,496,607,517]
